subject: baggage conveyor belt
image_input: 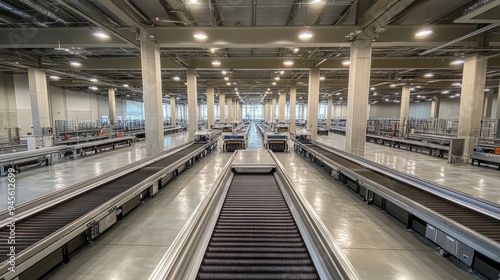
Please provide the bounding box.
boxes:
[295,141,500,279]
[302,143,500,244]
[197,173,319,280]
[0,142,214,280]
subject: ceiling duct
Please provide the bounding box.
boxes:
[463,0,494,15]
[18,0,69,26]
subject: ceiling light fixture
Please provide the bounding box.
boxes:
[226,82,231,85]
[298,30,313,40]
[90,78,98,82]
[210,48,218,53]
[211,60,221,66]
[390,84,396,87]
[267,88,270,90]
[49,75,60,80]
[193,31,207,40]
[123,84,129,87]
[441,90,449,94]
[222,70,227,75]
[424,73,433,78]
[279,70,285,75]
[341,60,350,66]
[92,29,110,39]
[451,59,464,65]
[89,86,98,90]
[189,0,198,3]
[173,76,181,81]
[283,60,294,66]
[484,88,490,92]
[274,77,280,81]
[272,82,277,85]
[370,87,375,90]
[320,76,326,81]
[415,28,433,38]
[69,61,81,67]
[293,48,299,53]
[452,82,461,86]
[224,77,229,81]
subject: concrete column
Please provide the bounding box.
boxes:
[219,93,225,123]
[483,92,494,118]
[240,103,243,120]
[279,92,286,122]
[263,101,269,122]
[207,84,215,127]
[107,88,116,125]
[326,96,333,128]
[399,84,411,138]
[457,54,488,156]
[271,97,276,123]
[228,98,233,123]
[140,29,163,156]
[308,68,320,140]
[345,39,372,156]
[289,84,297,133]
[28,68,50,135]
[187,68,197,140]
[184,104,188,121]
[495,83,500,119]
[430,98,440,119]
[170,96,176,126]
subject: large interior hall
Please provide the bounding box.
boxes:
[0,1,499,280]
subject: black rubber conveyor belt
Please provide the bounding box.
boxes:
[0,143,206,261]
[197,174,319,280]
[304,144,500,243]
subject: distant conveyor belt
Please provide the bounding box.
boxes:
[197,174,319,280]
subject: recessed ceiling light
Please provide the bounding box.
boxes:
[226,82,231,85]
[49,75,60,80]
[320,76,325,81]
[272,82,277,85]
[69,61,81,67]
[90,78,98,82]
[274,77,280,81]
[222,70,227,75]
[424,73,433,78]
[211,60,221,66]
[123,84,129,87]
[451,59,464,65]
[224,77,229,81]
[173,76,181,81]
[283,60,294,66]
[193,31,207,40]
[92,30,110,39]
[415,28,433,38]
[89,86,98,90]
[298,31,313,40]
[342,60,350,66]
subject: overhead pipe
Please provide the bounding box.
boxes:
[18,0,69,25]
[419,23,500,56]
[0,2,48,27]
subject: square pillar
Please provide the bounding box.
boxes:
[431,98,440,119]
[326,96,333,128]
[399,84,411,138]
[206,84,215,127]
[457,54,488,156]
[219,93,225,123]
[483,92,494,118]
[227,98,233,123]
[345,39,372,157]
[271,97,276,123]
[308,68,320,141]
[108,88,116,125]
[170,96,176,126]
[289,85,297,133]
[28,68,51,135]
[140,29,163,156]
[187,68,197,140]
[279,91,286,122]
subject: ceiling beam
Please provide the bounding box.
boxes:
[208,0,222,26]
[43,56,500,71]
[99,0,147,27]
[286,0,304,25]
[158,0,196,26]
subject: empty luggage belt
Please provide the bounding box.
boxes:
[0,140,218,280]
[294,140,500,278]
[149,150,360,280]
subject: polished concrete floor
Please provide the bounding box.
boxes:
[0,125,493,279]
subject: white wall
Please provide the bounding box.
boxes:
[0,73,17,139]
[438,98,460,120]
[369,101,431,119]
[409,102,431,119]
[332,104,347,118]
[13,74,33,134]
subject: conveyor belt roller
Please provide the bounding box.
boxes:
[197,174,319,280]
